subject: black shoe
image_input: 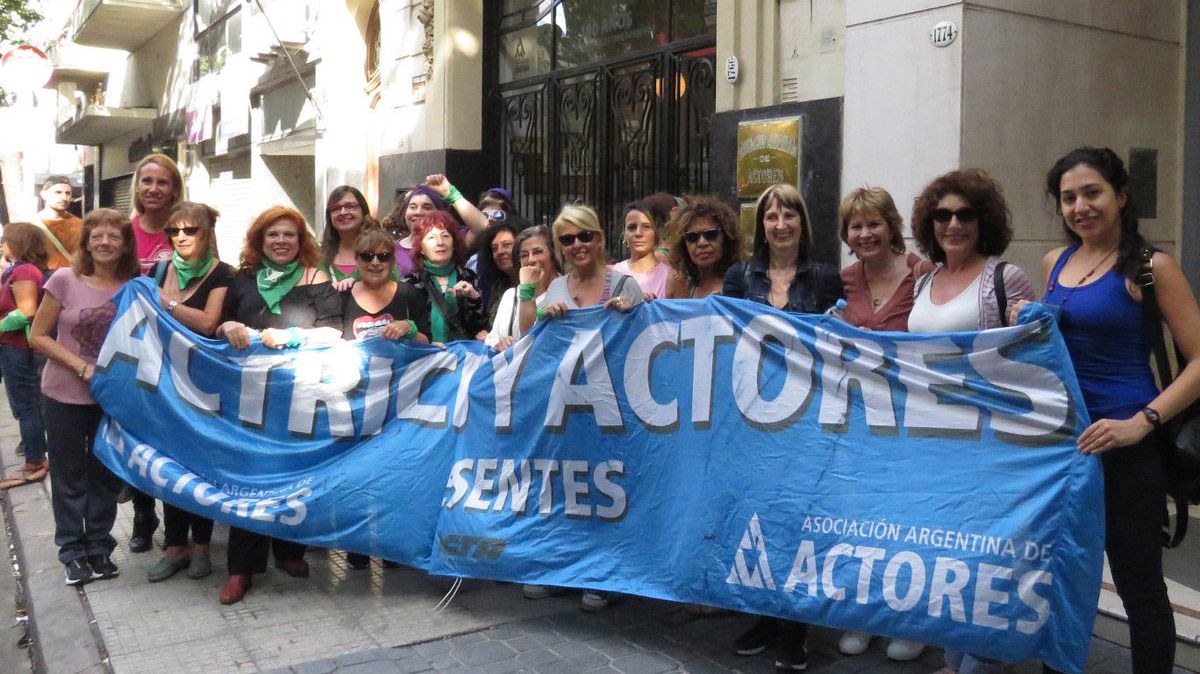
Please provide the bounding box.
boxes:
[116,485,133,504]
[65,559,92,586]
[88,554,119,580]
[128,533,153,553]
[346,552,370,570]
[734,617,780,656]
[775,638,808,671]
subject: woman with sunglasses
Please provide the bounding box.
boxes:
[320,186,379,289]
[216,206,342,605]
[486,226,561,350]
[403,211,487,344]
[340,228,429,570]
[529,204,642,611]
[907,170,1033,674]
[145,201,234,583]
[612,200,671,299]
[832,187,933,662]
[722,183,842,672]
[664,196,742,299]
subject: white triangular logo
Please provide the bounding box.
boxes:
[726,513,775,590]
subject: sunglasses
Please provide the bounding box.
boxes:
[358,251,395,263]
[165,226,200,238]
[683,228,722,244]
[931,207,978,225]
[558,230,597,247]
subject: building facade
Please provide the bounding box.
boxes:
[47,0,1195,281]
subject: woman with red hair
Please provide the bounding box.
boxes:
[215,205,342,604]
[402,211,487,343]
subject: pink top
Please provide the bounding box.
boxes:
[40,269,123,405]
[133,214,171,276]
[611,260,670,297]
[840,253,934,332]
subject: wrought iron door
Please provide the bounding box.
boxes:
[495,47,715,249]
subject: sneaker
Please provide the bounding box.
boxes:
[580,590,609,612]
[522,584,560,599]
[885,638,925,661]
[346,552,370,570]
[733,617,779,656]
[838,631,873,655]
[88,554,119,580]
[775,637,808,671]
[65,559,92,586]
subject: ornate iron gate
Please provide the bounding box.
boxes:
[495,46,715,247]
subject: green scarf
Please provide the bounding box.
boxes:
[172,250,214,290]
[423,259,458,342]
[256,258,303,315]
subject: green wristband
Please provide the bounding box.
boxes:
[405,320,419,339]
[535,306,545,322]
[518,283,537,301]
[443,185,463,205]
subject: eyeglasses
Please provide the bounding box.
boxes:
[358,251,395,263]
[483,209,508,223]
[330,203,361,215]
[931,207,978,225]
[165,226,200,238]
[683,228,722,244]
[557,231,597,247]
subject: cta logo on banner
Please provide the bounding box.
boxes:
[91,278,1103,674]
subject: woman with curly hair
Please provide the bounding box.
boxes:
[215,205,342,604]
[29,209,140,585]
[664,195,742,299]
[907,168,1034,335]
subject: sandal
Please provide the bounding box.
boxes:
[0,461,48,490]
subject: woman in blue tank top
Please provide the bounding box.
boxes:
[1017,147,1200,674]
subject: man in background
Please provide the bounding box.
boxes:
[37,176,81,270]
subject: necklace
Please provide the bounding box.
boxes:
[1073,247,1117,286]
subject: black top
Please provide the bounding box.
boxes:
[341,281,430,340]
[723,258,844,314]
[222,268,342,331]
[401,265,487,342]
[153,260,235,310]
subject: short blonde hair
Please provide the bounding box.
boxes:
[838,186,905,253]
[131,153,185,214]
[551,203,606,267]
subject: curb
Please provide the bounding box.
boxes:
[0,403,110,673]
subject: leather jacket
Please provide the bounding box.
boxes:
[722,258,845,314]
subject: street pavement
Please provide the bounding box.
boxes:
[0,395,1188,674]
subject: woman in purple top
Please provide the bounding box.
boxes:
[30,209,140,586]
[382,176,490,278]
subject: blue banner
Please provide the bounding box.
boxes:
[92,278,1103,672]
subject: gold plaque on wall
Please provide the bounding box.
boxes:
[736,117,802,199]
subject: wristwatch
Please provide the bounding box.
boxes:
[1141,406,1162,427]
[167,300,179,313]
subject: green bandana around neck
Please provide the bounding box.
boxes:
[172,250,214,290]
[423,259,458,342]
[256,258,303,315]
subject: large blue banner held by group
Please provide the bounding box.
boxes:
[92,278,1103,672]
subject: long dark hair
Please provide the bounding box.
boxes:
[321,186,371,267]
[477,220,520,308]
[1045,147,1145,281]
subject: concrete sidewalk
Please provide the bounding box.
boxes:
[0,393,1187,674]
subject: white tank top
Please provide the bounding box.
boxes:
[907,271,983,333]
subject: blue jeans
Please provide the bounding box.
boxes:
[0,344,46,463]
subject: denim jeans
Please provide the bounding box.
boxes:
[0,344,46,463]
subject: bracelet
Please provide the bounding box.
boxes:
[405,320,419,339]
[442,184,463,205]
[77,362,89,379]
[285,327,304,348]
[535,307,544,322]
[518,283,537,301]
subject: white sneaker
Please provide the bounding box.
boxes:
[885,638,925,661]
[580,590,609,611]
[837,631,873,655]
[522,584,552,599]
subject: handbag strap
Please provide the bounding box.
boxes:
[994,261,1010,327]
